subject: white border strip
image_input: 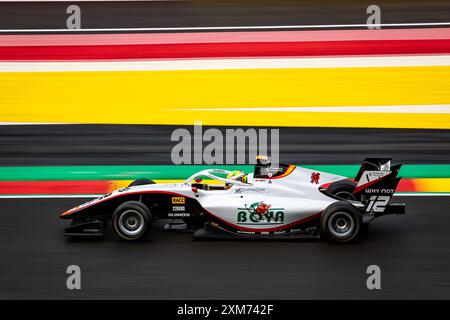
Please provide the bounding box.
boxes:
[0,122,70,125]
[1,55,450,72]
[0,193,448,199]
[181,105,450,114]
[394,193,450,196]
[1,22,450,33]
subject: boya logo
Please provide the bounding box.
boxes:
[172,197,185,204]
[237,201,284,225]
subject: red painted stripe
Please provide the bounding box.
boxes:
[396,179,418,192]
[1,28,449,47]
[0,181,110,194]
[1,40,449,61]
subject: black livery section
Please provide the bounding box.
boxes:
[354,158,392,182]
[62,190,205,238]
[355,164,406,220]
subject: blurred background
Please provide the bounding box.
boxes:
[0,0,449,299]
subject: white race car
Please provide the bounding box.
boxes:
[61,156,405,243]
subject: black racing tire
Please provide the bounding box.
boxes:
[112,201,152,241]
[320,202,362,243]
[128,178,155,187]
[327,180,358,201]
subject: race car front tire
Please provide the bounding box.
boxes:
[112,201,152,241]
[320,202,361,243]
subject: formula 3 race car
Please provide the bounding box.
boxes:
[60,157,405,243]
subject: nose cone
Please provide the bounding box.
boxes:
[60,206,78,219]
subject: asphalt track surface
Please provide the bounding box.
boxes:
[0,196,449,299]
[0,0,449,30]
[0,125,449,165]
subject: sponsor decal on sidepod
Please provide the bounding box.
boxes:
[237,202,284,225]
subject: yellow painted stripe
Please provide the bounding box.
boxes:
[417,178,450,192]
[1,66,450,128]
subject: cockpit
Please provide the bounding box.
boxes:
[183,156,292,191]
[183,168,252,191]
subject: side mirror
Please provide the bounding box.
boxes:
[191,187,198,194]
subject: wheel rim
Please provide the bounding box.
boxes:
[118,209,145,236]
[327,211,354,238]
[335,190,356,201]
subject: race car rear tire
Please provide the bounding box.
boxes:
[112,201,152,241]
[327,180,358,201]
[129,179,155,187]
[320,202,361,243]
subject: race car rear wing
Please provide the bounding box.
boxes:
[354,158,392,182]
[353,161,405,219]
[354,162,401,195]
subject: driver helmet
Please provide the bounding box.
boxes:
[226,170,247,183]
